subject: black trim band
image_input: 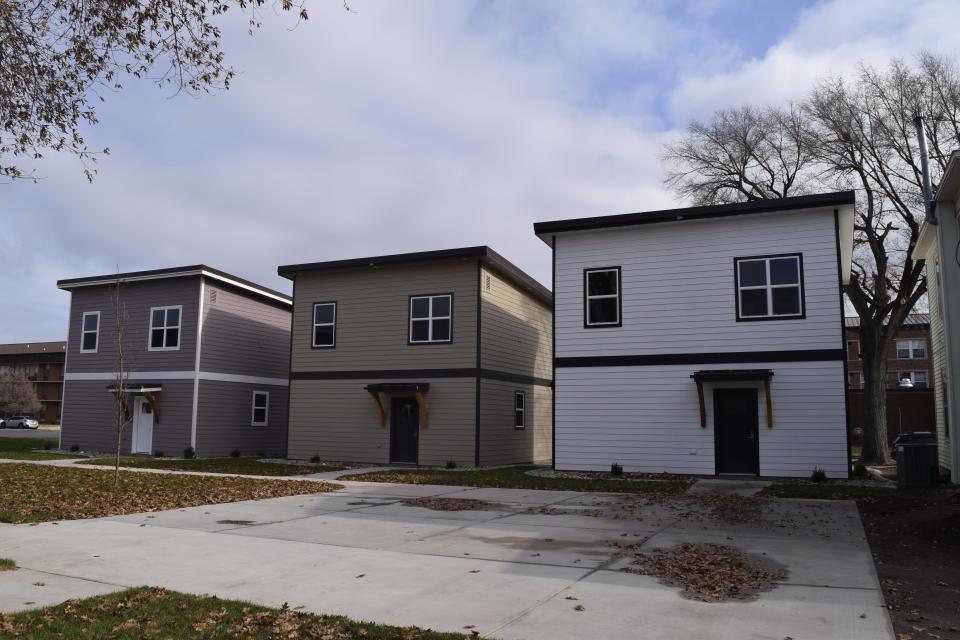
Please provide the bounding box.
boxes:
[556,349,845,368]
[290,368,552,387]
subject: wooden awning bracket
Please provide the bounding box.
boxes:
[367,390,386,428]
[695,380,706,428]
[763,379,773,428]
[690,370,774,429]
[415,391,429,428]
[143,391,161,424]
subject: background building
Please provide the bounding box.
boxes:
[0,342,66,423]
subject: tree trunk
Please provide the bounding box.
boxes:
[860,350,891,465]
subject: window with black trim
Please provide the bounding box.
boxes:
[251,391,269,426]
[149,306,181,350]
[584,267,621,327]
[312,302,336,348]
[735,255,804,320]
[409,294,452,343]
[80,311,100,353]
[514,391,525,429]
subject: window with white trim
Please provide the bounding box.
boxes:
[148,306,181,350]
[514,392,525,429]
[735,255,804,320]
[312,302,336,348]
[895,339,926,359]
[897,371,928,388]
[80,311,100,353]
[251,391,269,426]
[584,267,620,326]
[409,294,452,343]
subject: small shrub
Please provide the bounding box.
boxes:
[154,451,165,458]
[183,447,195,459]
[230,448,241,458]
[42,442,53,450]
[611,463,624,477]
[853,463,868,478]
[810,467,827,483]
[309,455,321,464]
[445,460,458,470]
[69,444,80,452]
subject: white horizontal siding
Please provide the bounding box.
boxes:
[554,208,843,356]
[555,360,848,478]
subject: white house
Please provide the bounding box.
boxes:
[534,192,856,478]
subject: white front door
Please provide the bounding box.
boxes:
[131,398,154,454]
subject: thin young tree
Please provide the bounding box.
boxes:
[663,52,960,464]
[111,278,130,485]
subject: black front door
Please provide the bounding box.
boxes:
[714,388,759,475]
[390,397,419,464]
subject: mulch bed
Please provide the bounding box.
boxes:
[616,542,787,602]
[402,497,492,511]
[859,487,960,640]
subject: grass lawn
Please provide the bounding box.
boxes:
[0,464,339,524]
[0,558,15,571]
[0,437,83,461]
[760,482,895,500]
[344,466,691,494]
[0,588,466,639]
[78,457,343,476]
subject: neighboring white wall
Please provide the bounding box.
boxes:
[554,208,842,357]
[554,361,848,479]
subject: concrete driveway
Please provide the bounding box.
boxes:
[0,480,893,639]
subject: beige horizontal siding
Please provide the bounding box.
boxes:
[480,265,552,380]
[479,379,552,466]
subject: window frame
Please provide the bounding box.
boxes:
[897,370,929,389]
[895,338,926,360]
[408,293,454,345]
[583,267,622,328]
[733,253,806,322]
[80,311,101,354]
[311,301,337,349]
[251,390,269,427]
[514,391,525,430]
[147,305,183,352]
[846,340,859,360]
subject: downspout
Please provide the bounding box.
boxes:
[914,115,937,225]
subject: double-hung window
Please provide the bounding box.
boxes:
[898,371,928,388]
[584,267,621,327]
[251,391,269,426]
[312,302,336,348]
[896,339,926,359]
[80,311,100,353]
[409,294,452,343]
[514,392,525,429]
[735,255,804,320]
[149,306,181,350]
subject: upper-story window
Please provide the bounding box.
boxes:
[312,302,336,348]
[735,254,804,321]
[80,311,100,353]
[896,339,926,359]
[409,294,452,343]
[846,340,860,360]
[584,267,621,327]
[149,306,181,351]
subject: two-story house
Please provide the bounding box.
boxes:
[278,247,552,467]
[534,192,856,478]
[57,266,291,457]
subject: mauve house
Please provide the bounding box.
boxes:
[57,266,291,457]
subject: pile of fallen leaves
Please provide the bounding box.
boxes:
[0,463,340,524]
[616,542,787,602]
[403,497,491,511]
[0,587,468,639]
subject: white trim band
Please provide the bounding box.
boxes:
[64,371,289,386]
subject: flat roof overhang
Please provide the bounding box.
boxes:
[689,369,775,429]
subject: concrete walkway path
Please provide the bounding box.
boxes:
[0,479,893,639]
[686,478,772,496]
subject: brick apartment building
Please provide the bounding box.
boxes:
[0,342,66,424]
[846,314,935,445]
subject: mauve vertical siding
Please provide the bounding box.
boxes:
[60,379,194,455]
[65,278,200,373]
[199,280,291,378]
[194,380,287,457]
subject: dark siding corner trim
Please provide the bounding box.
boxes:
[835,209,853,479]
[475,262,482,467]
[556,349,845,369]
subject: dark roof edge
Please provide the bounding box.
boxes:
[533,191,856,235]
[57,265,291,305]
[278,246,552,306]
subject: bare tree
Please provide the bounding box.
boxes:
[663,53,960,465]
[0,0,310,182]
[0,371,42,417]
[111,279,130,485]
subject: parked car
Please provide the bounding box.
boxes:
[0,419,5,428]
[5,416,39,429]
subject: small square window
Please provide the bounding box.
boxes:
[735,255,804,320]
[409,295,453,343]
[148,306,182,350]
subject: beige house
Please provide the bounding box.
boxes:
[278,247,552,467]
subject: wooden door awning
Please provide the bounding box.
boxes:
[106,385,162,423]
[364,383,431,429]
[689,370,774,429]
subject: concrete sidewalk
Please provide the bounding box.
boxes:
[0,480,893,639]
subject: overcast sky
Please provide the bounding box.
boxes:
[3,0,960,343]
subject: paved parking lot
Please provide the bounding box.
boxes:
[0,428,58,440]
[0,480,894,639]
